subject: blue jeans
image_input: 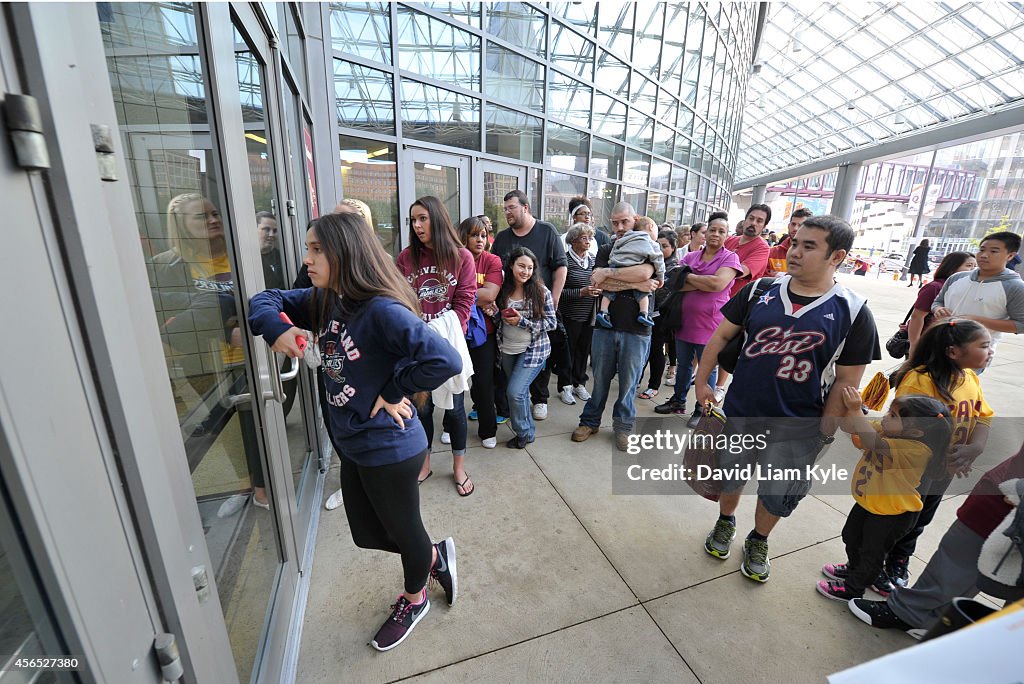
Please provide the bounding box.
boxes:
[579,328,651,434]
[501,353,545,442]
[672,339,717,409]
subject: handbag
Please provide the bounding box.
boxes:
[682,402,728,502]
[885,306,915,359]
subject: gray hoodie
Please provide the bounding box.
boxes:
[934,267,1024,349]
[608,231,666,282]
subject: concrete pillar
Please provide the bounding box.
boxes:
[830,162,863,221]
[751,184,767,205]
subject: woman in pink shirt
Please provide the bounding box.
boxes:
[655,217,741,422]
[397,196,477,496]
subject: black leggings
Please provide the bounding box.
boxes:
[339,450,433,594]
[468,334,498,440]
[644,324,677,391]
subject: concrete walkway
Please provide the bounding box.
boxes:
[297,272,1023,683]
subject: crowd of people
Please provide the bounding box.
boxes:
[239,188,1024,654]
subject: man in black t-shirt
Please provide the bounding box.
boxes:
[571,202,659,452]
[693,215,881,585]
[493,190,567,420]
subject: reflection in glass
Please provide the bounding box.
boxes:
[550,1,597,35]
[588,179,619,232]
[546,121,589,173]
[397,6,480,89]
[647,192,667,223]
[235,27,316,500]
[543,172,587,232]
[621,186,647,215]
[681,5,704,106]
[661,3,687,95]
[329,2,392,64]
[338,136,400,254]
[487,3,546,58]
[277,3,307,94]
[101,6,282,679]
[591,137,624,179]
[667,195,683,225]
[596,50,630,98]
[550,20,595,80]
[650,159,671,192]
[486,104,542,163]
[485,42,544,112]
[548,70,592,129]
[598,2,634,60]
[653,123,675,160]
[483,170,524,232]
[415,162,462,225]
[401,80,481,151]
[333,59,395,134]
[593,93,627,141]
[415,1,481,28]
[630,73,657,116]
[624,149,650,187]
[627,109,654,150]
[632,2,664,78]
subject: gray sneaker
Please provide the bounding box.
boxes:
[740,537,771,583]
[704,518,737,559]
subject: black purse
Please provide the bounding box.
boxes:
[885,306,914,359]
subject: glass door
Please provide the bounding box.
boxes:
[96,3,302,680]
[403,149,471,247]
[476,160,528,234]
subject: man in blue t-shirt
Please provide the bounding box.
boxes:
[693,215,881,583]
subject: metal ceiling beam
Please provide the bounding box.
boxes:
[732,102,1024,190]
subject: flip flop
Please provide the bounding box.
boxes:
[455,474,474,497]
[638,388,659,400]
[418,470,433,485]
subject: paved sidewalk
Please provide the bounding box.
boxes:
[297,272,1023,683]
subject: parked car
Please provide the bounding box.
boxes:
[879,253,906,272]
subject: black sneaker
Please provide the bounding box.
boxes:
[430,537,458,606]
[686,409,703,429]
[848,598,924,639]
[871,570,895,597]
[654,399,687,415]
[886,555,910,588]
[370,591,430,651]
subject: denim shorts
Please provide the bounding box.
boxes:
[717,430,827,518]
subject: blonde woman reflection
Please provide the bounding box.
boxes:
[152,193,269,517]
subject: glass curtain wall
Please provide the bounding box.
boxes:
[328,2,757,233]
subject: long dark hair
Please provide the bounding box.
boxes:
[497,246,546,318]
[890,394,955,481]
[408,195,462,276]
[308,212,421,332]
[892,318,987,404]
[933,251,974,281]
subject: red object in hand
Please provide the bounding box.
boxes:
[279,312,307,352]
[502,307,517,318]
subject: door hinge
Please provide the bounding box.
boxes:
[2,93,50,171]
[286,199,296,217]
[153,633,184,681]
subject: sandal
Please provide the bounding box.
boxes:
[638,388,659,400]
[417,470,433,485]
[455,473,474,497]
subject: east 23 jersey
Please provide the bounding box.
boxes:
[722,276,879,418]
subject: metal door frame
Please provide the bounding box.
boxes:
[400,147,473,252]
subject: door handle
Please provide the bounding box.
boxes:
[280,355,300,382]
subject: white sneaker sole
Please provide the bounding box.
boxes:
[324,489,344,511]
[370,599,430,652]
[443,537,458,606]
